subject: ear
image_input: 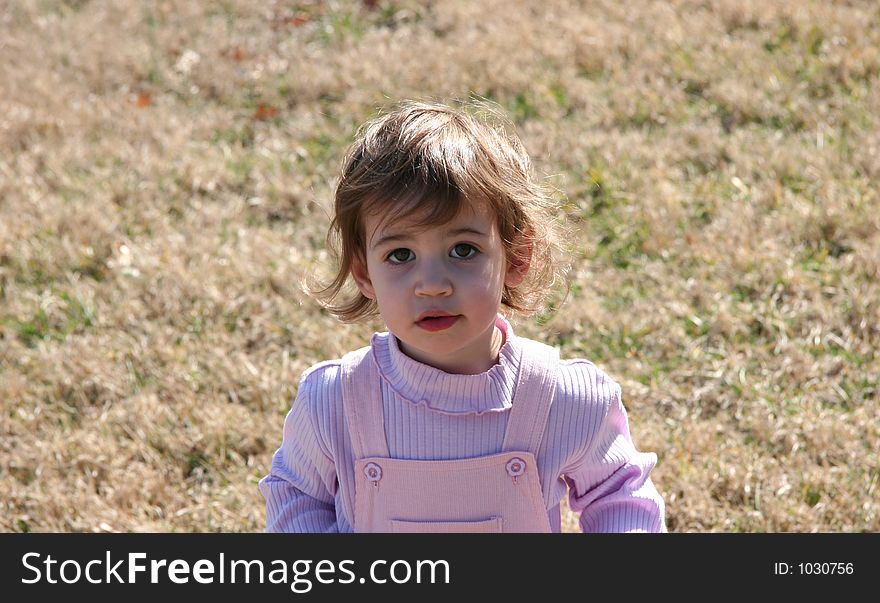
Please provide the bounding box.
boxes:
[505,238,532,288]
[350,254,376,299]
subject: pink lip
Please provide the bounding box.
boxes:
[415,311,460,332]
[416,310,456,321]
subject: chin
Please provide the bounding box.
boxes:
[405,336,465,358]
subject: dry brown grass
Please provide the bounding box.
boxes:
[1,0,877,533]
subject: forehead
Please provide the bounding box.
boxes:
[364,198,495,240]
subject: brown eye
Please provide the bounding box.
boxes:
[450,243,477,259]
[387,248,414,264]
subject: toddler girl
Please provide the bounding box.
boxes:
[259,100,666,532]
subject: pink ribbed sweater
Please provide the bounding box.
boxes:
[259,316,666,533]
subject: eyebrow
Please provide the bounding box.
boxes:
[370,226,489,250]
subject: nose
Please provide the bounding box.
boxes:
[414,257,453,297]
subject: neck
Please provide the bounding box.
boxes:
[397,323,505,375]
[489,323,503,361]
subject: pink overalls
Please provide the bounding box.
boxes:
[340,338,559,533]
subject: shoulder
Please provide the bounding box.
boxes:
[548,357,626,461]
[297,359,343,399]
[286,360,344,443]
[514,335,621,413]
[554,356,622,416]
[292,346,374,427]
[521,344,626,462]
[287,347,370,455]
[296,345,371,395]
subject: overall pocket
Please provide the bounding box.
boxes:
[390,517,503,533]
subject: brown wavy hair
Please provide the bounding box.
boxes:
[310,98,569,323]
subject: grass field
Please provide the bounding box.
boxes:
[1,0,878,532]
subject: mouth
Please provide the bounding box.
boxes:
[415,312,460,332]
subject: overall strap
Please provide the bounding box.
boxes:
[340,346,390,459]
[501,338,560,456]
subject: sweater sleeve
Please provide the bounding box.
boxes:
[258,367,339,533]
[563,377,667,533]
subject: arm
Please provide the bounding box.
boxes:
[563,381,666,533]
[258,370,339,533]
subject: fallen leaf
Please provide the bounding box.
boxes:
[135,92,152,107]
[288,14,309,27]
[254,104,278,121]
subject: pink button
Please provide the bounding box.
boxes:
[506,457,525,477]
[364,462,382,482]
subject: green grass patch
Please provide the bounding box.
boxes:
[6,291,97,347]
[212,125,256,147]
[225,154,255,182]
[763,22,799,54]
[185,449,213,481]
[682,314,711,338]
[11,308,51,347]
[302,133,338,166]
[509,92,539,123]
[550,82,571,114]
[316,8,367,46]
[579,323,655,361]
[12,256,56,287]
[593,217,650,269]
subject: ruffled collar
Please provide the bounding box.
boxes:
[369,315,521,416]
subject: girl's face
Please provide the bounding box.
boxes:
[351,200,527,374]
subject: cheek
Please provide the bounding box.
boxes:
[369,271,393,298]
[461,262,505,294]
[369,269,406,305]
